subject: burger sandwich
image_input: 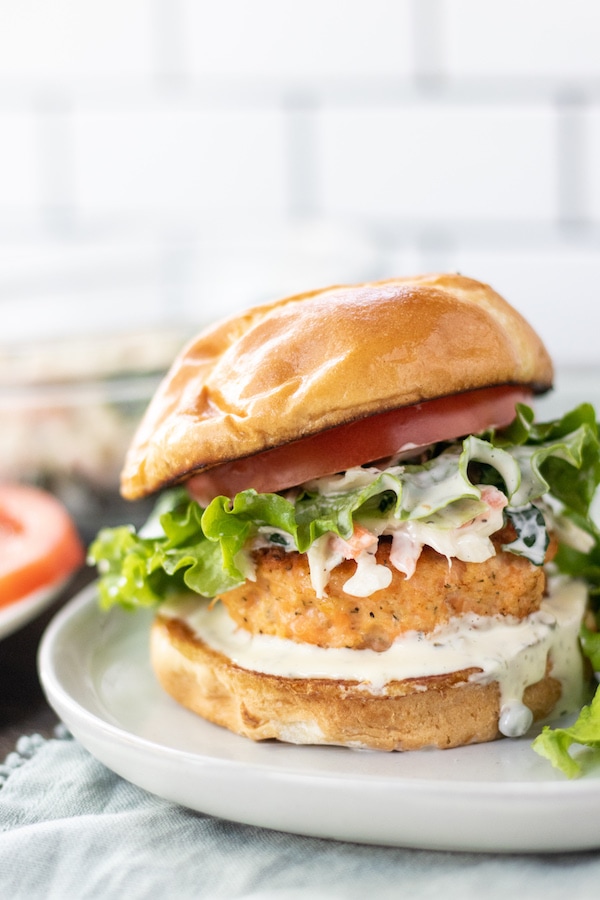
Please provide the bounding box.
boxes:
[90,273,600,758]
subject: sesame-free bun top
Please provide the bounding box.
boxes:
[120,273,553,500]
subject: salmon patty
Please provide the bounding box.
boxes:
[217,535,549,652]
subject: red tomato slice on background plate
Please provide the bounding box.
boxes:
[0,483,84,610]
[187,384,532,504]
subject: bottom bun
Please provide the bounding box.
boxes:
[150,612,571,752]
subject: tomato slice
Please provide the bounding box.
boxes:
[187,385,532,504]
[0,483,85,609]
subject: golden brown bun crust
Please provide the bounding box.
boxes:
[150,615,561,751]
[122,274,553,499]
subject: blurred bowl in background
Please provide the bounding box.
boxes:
[0,329,189,542]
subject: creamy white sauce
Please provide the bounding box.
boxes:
[339,548,393,597]
[498,701,533,738]
[160,578,587,736]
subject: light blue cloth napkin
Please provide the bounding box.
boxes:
[1,731,600,900]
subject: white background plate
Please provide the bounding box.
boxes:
[38,584,600,853]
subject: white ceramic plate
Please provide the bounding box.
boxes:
[0,576,71,641]
[38,584,600,853]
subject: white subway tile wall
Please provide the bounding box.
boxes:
[445,0,600,77]
[0,1,154,81]
[0,112,38,215]
[0,0,599,369]
[317,105,558,221]
[184,1,415,80]
[72,107,288,217]
[589,110,600,219]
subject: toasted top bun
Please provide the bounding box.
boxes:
[121,273,553,499]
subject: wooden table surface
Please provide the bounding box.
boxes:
[0,568,94,760]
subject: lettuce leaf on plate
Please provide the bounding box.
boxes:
[533,688,600,779]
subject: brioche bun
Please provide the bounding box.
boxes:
[120,273,553,500]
